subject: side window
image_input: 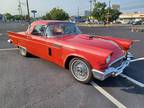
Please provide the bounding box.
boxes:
[45,24,64,37]
[52,24,64,36]
[32,25,46,36]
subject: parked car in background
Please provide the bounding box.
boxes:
[132,20,144,25]
[74,16,86,23]
[8,20,133,83]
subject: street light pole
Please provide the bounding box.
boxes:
[26,0,30,22]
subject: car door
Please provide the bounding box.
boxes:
[40,24,63,65]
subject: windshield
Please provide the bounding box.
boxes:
[45,22,82,37]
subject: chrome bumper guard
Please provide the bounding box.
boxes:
[92,54,132,81]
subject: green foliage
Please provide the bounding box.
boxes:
[42,8,69,20]
[81,16,89,19]
[92,2,121,22]
[4,13,13,20]
[4,13,30,21]
[106,8,121,22]
[92,2,107,21]
[13,15,23,20]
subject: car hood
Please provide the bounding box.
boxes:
[60,34,125,62]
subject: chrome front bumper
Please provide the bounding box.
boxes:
[92,54,132,81]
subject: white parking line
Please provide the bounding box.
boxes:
[0,48,18,51]
[130,57,144,62]
[90,81,127,108]
[133,40,141,42]
[0,33,2,36]
[120,74,144,87]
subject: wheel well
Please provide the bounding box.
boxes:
[64,56,91,70]
[65,56,76,70]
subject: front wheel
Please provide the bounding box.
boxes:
[69,58,93,83]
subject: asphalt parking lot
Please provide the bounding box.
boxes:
[0,22,144,108]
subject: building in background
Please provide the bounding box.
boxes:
[0,14,6,22]
[112,4,120,10]
[119,12,144,24]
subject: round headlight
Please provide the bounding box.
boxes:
[106,55,111,64]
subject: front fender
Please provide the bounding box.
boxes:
[63,45,112,71]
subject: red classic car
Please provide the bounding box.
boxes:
[7,20,133,83]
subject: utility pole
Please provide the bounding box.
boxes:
[89,0,92,20]
[107,0,111,24]
[89,0,92,13]
[93,0,96,9]
[26,0,30,22]
[77,7,80,17]
[18,0,23,16]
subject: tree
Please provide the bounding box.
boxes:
[91,2,107,21]
[45,13,51,20]
[4,13,13,20]
[13,15,25,20]
[106,8,121,22]
[43,8,69,20]
[91,2,121,22]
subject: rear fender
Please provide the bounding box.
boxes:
[7,31,19,46]
[7,31,28,47]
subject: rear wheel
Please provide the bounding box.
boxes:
[69,57,93,83]
[19,47,29,57]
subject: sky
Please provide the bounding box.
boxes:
[0,0,144,17]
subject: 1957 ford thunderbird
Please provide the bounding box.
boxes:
[7,20,133,83]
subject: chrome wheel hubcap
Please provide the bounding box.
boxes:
[71,60,89,81]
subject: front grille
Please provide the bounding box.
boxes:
[110,58,124,68]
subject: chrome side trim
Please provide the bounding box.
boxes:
[92,69,104,74]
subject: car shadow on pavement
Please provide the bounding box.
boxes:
[124,60,144,83]
[92,77,144,95]
[121,86,144,94]
[26,54,39,58]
